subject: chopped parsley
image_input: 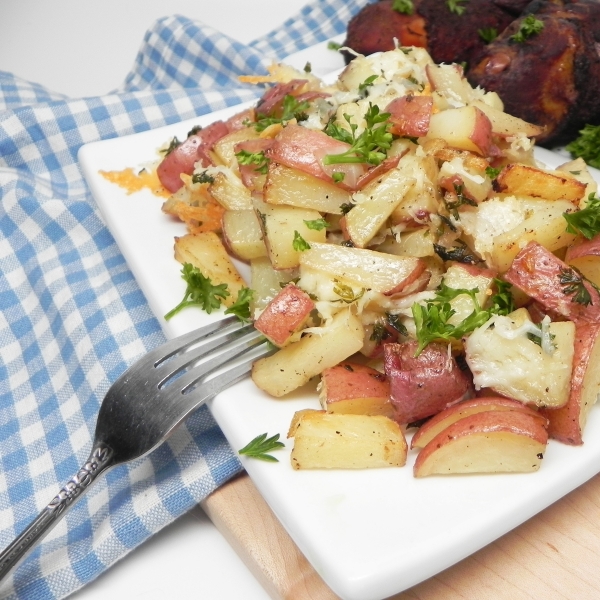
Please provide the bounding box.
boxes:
[255,95,310,132]
[434,240,482,265]
[303,218,330,231]
[224,287,254,322]
[446,0,468,15]
[559,267,595,306]
[478,28,498,43]
[324,104,393,166]
[566,124,600,169]
[564,192,600,239]
[392,0,414,14]
[485,166,502,180]
[333,280,365,303]
[293,231,311,251]
[235,149,270,174]
[164,263,230,320]
[510,15,544,43]
[192,171,215,185]
[411,282,512,355]
[238,432,285,462]
[358,75,378,98]
[327,41,342,51]
[162,136,180,156]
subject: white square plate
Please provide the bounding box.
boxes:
[79,40,600,600]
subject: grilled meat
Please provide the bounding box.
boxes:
[467,0,600,146]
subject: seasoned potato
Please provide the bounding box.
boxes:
[464,308,575,409]
[289,410,407,469]
[252,308,364,397]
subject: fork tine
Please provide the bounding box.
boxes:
[156,321,258,388]
[150,316,242,367]
[171,327,268,395]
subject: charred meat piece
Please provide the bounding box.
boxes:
[342,0,427,60]
[342,0,529,66]
[467,0,600,146]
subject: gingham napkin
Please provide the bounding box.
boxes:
[0,1,369,598]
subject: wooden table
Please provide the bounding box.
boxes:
[202,471,600,600]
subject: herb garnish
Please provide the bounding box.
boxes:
[510,15,544,43]
[324,104,393,166]
[235,149,270,174]
[327,41,342,51]
[333,280,365,303]
[293,231,311,251]
[224,287,254,322]
[358,75,378,98]
[478,28,498,43]
[411,282,512,355]
[165,263,230,320]
[566,124,600,169]
[192,171,215,185]
[443,184,478,219]
[387,312,409,336]
[238,433,285,462]
[255,95,310,132]
[434,240,482,265]
[303,218,330,231]
[485,166,502,180]
[564,192,600,239]
[559,267,595,306]
[446,0,468,15]
[392,0,414,14]
[162,136,180,156]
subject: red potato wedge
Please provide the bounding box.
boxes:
[411,396,548,450]
[254,284,315,347]
[413,410,549,477]
[504,241,600,323]
[384,341,473,424]
[540,322,600,445]
[319,362,395,419]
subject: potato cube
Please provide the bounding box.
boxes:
[319,362,395,418]
[254,284,315,347]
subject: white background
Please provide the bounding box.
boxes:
[0,1,308,598]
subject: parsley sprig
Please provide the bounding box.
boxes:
[235,149,270,174]
[564,193,600,239]
[224,287,254,322]
[165,263,254,321]
[238,433,285,462]
[510,15,544,43]
[446,0,468,15]
[411,281,514,355]
[566,124,600,169]
[323,104,393,166]
[392,0,414,14]
[255,95,310,132]
[165,263,230,320]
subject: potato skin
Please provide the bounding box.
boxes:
[384,340,473,423]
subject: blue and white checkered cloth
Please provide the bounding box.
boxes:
[0,1,369,598]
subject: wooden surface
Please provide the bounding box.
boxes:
[202,471,600,600]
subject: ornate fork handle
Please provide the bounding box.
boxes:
[0,442,114,582]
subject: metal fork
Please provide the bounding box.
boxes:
[0,316,273,582]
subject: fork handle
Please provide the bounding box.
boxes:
[0,442,114,582]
